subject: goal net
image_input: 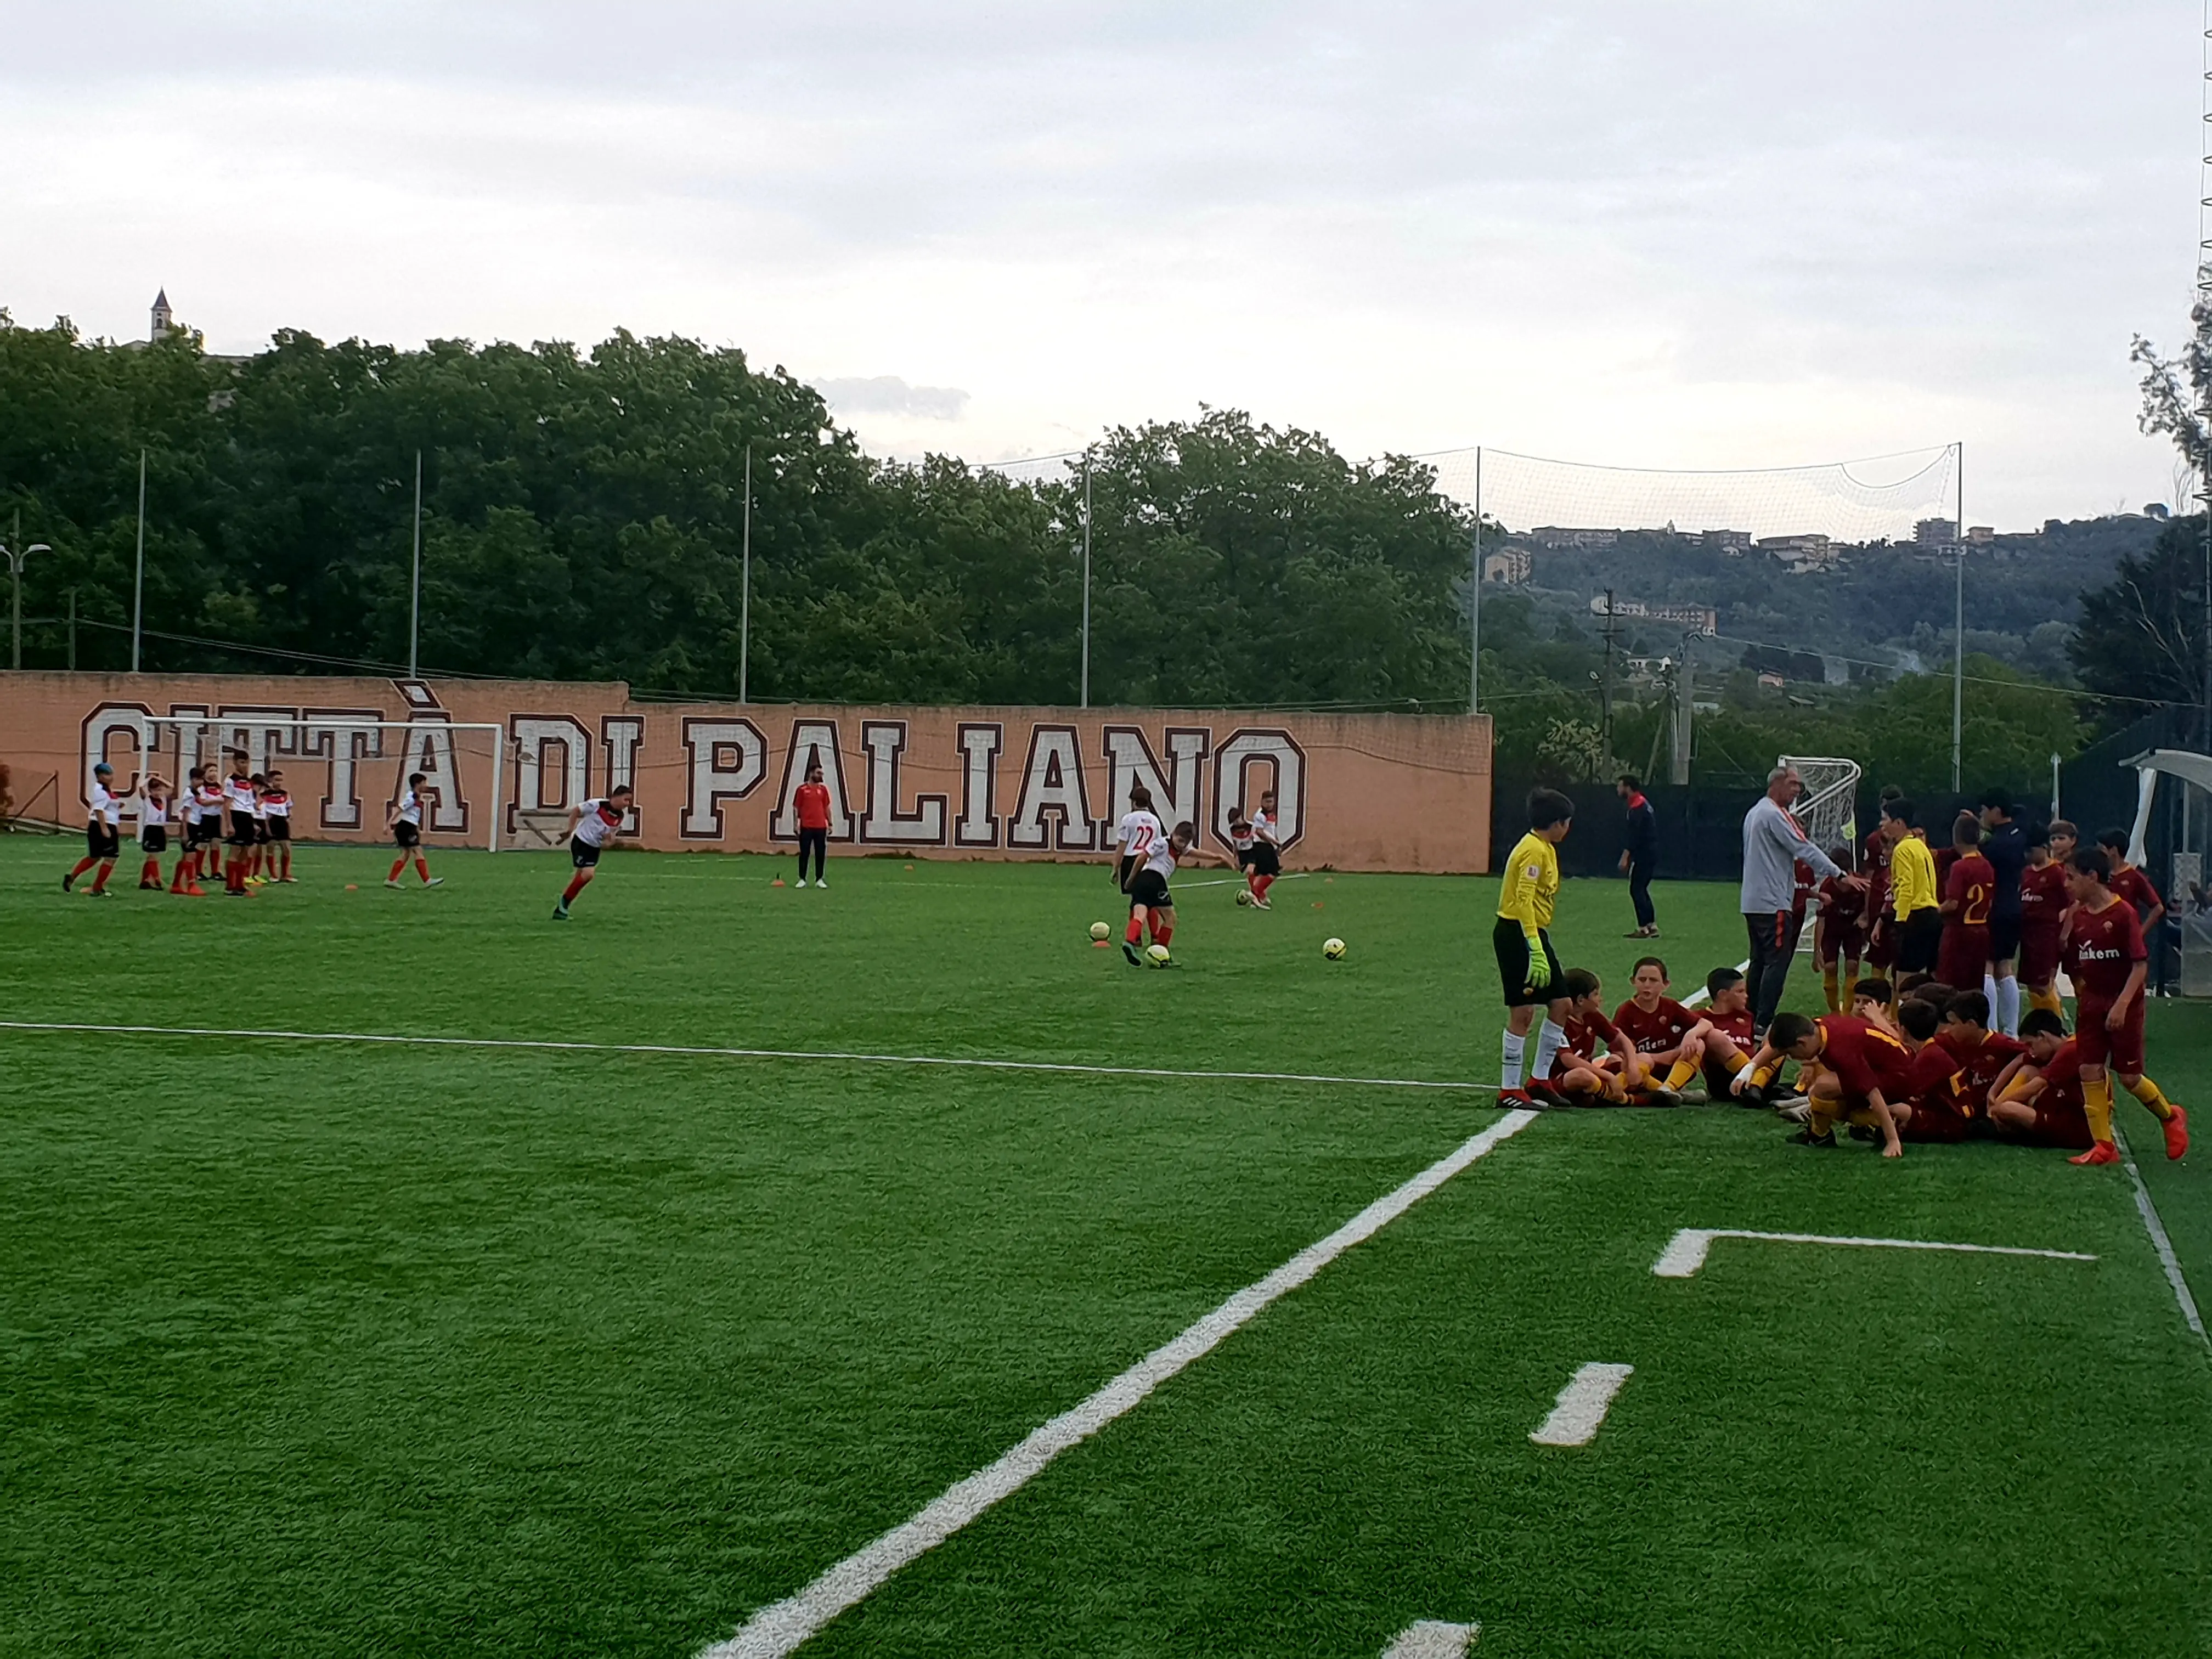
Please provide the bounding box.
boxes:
[1779,755,1864,864]
[122,716,516,851]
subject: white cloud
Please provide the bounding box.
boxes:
[0,0,2198,527]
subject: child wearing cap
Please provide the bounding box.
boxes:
[64,762,125,896]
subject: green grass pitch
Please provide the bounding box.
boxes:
[2,837,2207,1657]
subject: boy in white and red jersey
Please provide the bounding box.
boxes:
[1115,816,1233,966]
[554,785,633,919]
[136,772,172,889]
[176,765,225,895]
[1244,789,1283,907]
[385,772,443,889]
[64,761,124,896]
[260,768,296,883]
[218,751,260,896]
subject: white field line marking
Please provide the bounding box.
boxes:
[1382,1620,1480,1658]
[2113,1120,2210,1348]
[1528,1362,1635,1447]
[0,1020,1505,1096]
[698,1110,1541,1659]
[1651,1228,2097,1280]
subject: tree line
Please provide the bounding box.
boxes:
[1,308,2198,797]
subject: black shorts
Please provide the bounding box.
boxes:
[1235,847,1255,868]
[140,827,168,854]
[228,815,259,848]
[571,836,602,870]
[1494,916,1565,1007]
[1896,908,1944,975]
[1987,916,2021,967]
[1127,868,1172,910]
[266,817,291,842]
[86,823,121,860]
[394,821,421,849]
[252,819,269,844]
[1249,843,1282,877]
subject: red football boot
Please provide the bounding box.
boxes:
[2069,1141,2121,1166]
[2163,1104,2189,1162]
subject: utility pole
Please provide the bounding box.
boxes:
[409,449,424,680]
[1080,455,1092,709]
[1951,443,1964,791]
[67,588,77,670]
[1671,633,1695,786]
[132,448,146,672]
[1599,586,1620,768]
[740,443,753,703]
[1469,445,1482,715]
[4,534,51,670]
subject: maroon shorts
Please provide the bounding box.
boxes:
[2074,997,2147,1075]
[2029,1096,2093,1149]
[1816,913,1869,965]
[1864,920,1896,971]
[2018,926,2062,987]
[1900,1093,1971,1144]
[1937,927,1990,991]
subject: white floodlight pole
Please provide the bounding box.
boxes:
[7,540,51,670]
[1081,455,1092,709]
[1951,442,1965,792]
[740,443,752,703]
[1470,445,1482,715]
[409,450,424,680]
[132,449,146,672]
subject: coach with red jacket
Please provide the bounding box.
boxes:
[1740,766,1864,1037]
[1617,773,1658,938]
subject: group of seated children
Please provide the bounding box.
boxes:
[1537,848,2188,1167]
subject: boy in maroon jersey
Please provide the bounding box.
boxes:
[1988,1009,2095,1150]
[2016,825,2069,1019]
[1749,1011,1912,1155]
[1550,969,1639,1105]
[1889,997,1971,1143]
[1861,814,1895,975]
[1611,956,1711,1103]
[2094,828,2166,935]
[2064,850,2186,1165]
[1813,843,1867,1012]
[1699,967,1759,1099]
[1936,816,1994,991]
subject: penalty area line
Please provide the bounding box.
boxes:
[696,1109,1539,1659]
[0,1019,1505,1096]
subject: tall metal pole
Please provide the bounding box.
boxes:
[409,449,424,679]
[67,588,77,670]
[740,443,752,703]
[1469,445,1482,714]
[1080,456,1092,709]
[1951,443,1964,792]
[132,448,146,672]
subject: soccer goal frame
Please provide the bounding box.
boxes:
[129,716,515,853]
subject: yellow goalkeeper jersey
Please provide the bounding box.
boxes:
[1498,831,1560,947]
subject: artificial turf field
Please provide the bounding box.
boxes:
[2,836,2208,1658]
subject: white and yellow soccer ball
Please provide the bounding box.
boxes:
[1322,937,1347,961]
[1234,887,1253,906]
[1146,943,1172,966]
[1090,921,1111,940]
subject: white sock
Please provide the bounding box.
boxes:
[1983,971,1998,1012]
[1995,975,2020,1037]
[1501,1031,1526,1090]
[1532,1019,1566,1085]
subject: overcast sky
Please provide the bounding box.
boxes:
[2,1,2201,527]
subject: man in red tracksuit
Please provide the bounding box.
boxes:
[794,762,833,888]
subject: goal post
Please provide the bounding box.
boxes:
[130,716,514,852]
[1780,753,1864,956]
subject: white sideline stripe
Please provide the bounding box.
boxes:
[0,1020,1504,1096]
[698,1109,1541,1659]
[1382,1620,1480,1658]
[1528,1362,1634,1447]
[2113,1121,2210,1348]
[1651,1227,2097,1279]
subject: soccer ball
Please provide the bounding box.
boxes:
[1146,943,1172,966]
[1322,937,1347,961]
[1234,887,1253,906]
[1090,921,1111,940]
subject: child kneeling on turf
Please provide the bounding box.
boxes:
[1547,969,1640,1105]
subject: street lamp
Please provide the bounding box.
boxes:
[3,541,52,670]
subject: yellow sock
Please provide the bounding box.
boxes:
[1750,1063,1778,1089]
[2084,1075,2115,1145]
[1809,1105,1838,1138]
[1604,1073,1629,1103]
[2028,984,2064,1018]
[1821,965,1841,1013]
[1719,1049,1748,1076]
[2124,1074,2176,1122]
[1665,1058,1699,1090]
[1997,1075,2037,1106]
